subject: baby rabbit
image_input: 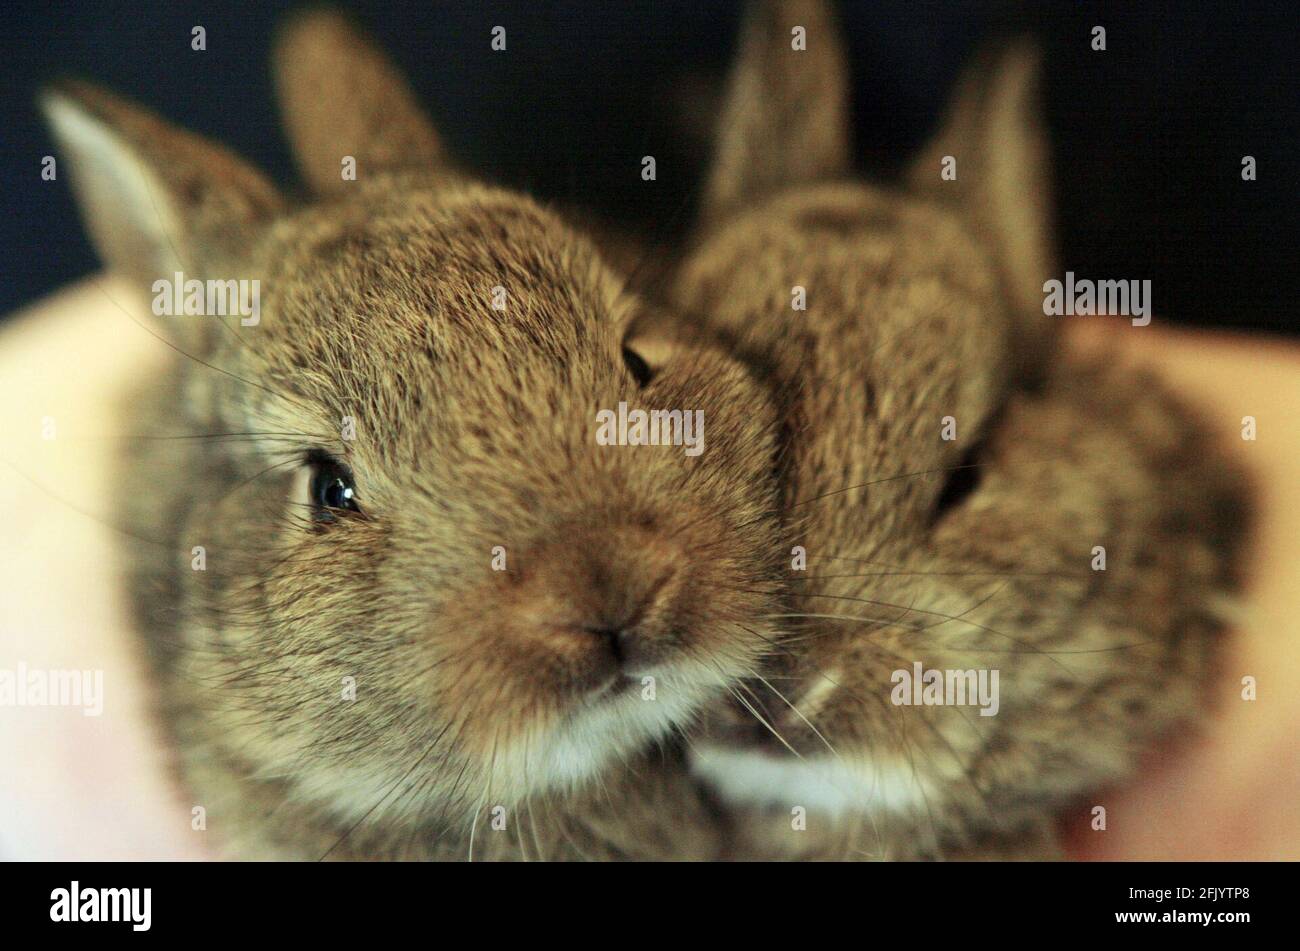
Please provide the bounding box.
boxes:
[677,0,1251,859]
[41,10,783,859]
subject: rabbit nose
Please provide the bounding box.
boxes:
[580,623,636,665]
[517,517,685,678]
[575,567,673,671]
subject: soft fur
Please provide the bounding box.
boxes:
[676,0,1251,859]
[45,10,784,859]
[42,2,1253,862]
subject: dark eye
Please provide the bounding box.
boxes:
[931,441,984,522]
[622,346,654,387]
[307,453,360,520]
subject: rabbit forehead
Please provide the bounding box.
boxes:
[677,180,1009,447]
[216,185,632,414]
[261,181,627,338]
[697,181,996,299]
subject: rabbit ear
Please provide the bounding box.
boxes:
[273,9,448,193]
[699,0,851,223]
[907,42,1056,361]
[39,80,284,287]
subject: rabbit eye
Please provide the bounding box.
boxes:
[306,452,361,520]
[622,346,654,387]
[932,442,984,521]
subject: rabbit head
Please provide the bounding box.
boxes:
[41,9,783,848]
[677,0,1248,858]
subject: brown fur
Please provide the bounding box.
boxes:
[45,10,784,859]
[676,0,1251,859]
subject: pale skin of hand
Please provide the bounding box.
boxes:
[1,275,1296,860]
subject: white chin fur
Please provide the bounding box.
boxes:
[501,665,724,796]
[689,744,934,819]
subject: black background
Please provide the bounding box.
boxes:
[13,860,1276,937]
[1,1,1295,334]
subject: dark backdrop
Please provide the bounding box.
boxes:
[1,1,1295,334]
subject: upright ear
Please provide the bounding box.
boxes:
[906,42,1056,359]
[39,80,284,288]
[273,9,448,194]
[699,0,851,223]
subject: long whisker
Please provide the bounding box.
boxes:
[751,669,838,758]
[791,463,981,508]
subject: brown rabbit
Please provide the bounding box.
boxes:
[41,10,784,859]
[676,0,1251,859]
